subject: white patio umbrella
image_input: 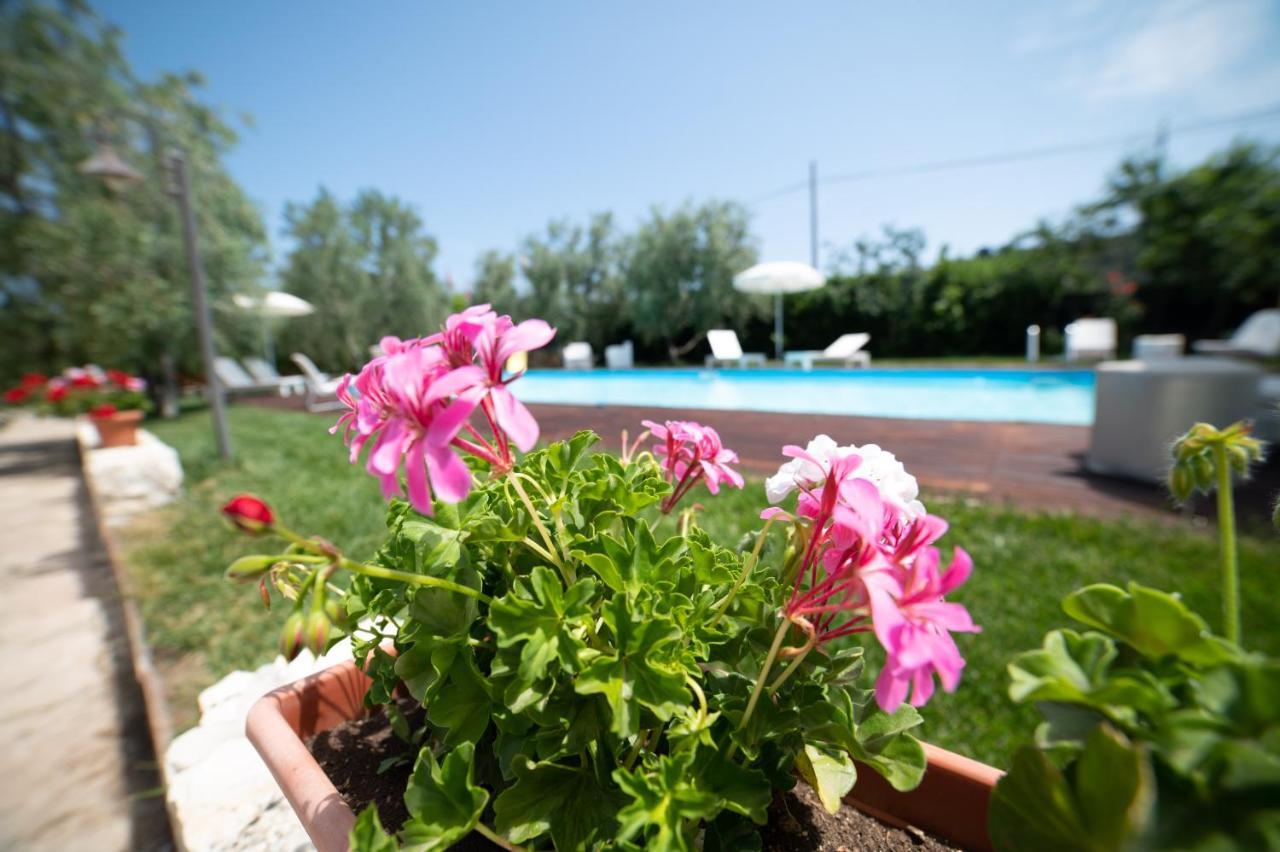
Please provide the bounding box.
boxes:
[233,291,316,364]
[732,261,826,360]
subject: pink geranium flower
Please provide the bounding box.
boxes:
[643,419,744,513]
[332,308,555,516]
[765,435,978,712]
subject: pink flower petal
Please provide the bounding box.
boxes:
[425,443,472,503]
[491,386,540,451]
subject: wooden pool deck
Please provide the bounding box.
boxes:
[248,397,1278,520]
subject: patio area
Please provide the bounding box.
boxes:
[250,395,1278,521]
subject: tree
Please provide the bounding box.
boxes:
[470,250,519,316]
[278,189,446,371]
[0,0,267,387]
[1083,142,1280,339]
[624,200,762,361]
[520,213,624,353]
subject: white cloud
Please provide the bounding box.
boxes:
[1014,0,1280,101]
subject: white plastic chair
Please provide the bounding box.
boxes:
[213,357,290,397]
[243,357,307,396]
[784,333,872,370]
[1193,309,1280,359]
[289,353,345,412]
[604,340,634,369]
[704,330,766,368]
[1064,318,1117,361]
[562,342,594,370]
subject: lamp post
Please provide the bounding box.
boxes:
[79,138,233,459]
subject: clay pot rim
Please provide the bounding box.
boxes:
[246,657,1003,852]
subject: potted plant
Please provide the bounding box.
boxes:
[988,422,1280,851]
[4,366,149,447]
[223,307,998,851]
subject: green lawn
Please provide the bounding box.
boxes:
[121,405,1280,766]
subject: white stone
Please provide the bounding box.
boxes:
[79,423,184,526]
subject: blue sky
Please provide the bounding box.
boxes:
[98,0,1280,289]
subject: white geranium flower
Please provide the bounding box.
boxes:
[764,434,925,520]
[764,434,839,503]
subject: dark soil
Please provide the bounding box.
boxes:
[310,703,959,851]
[760,780,963,852]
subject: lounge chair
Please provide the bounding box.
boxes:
[563,342,594,370]
[784,333,871,370]
[243,357,307,396]
[213,357,295,398]
[1064,318,1117,361]
[704,330,766,368]
[1193,309,1280,359]
[289,352,344,412]
[604,340,634,369]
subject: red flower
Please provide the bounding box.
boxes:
[106,369,133,387]
[46,384,68,402]
[221,495,275,535]
[4,387,30,404]
[69,374,99,389]
[19,373,47,388]
[89,403,118,418]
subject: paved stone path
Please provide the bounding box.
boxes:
[0,416,169,852]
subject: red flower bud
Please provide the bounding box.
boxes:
[258,576,272,610]
[46,385,68,402]
[19,373,47,388]
[89,403,118,419]
[221,495,275,535]
[4,387,30,404]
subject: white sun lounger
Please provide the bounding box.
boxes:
[289,352,345,412]
[1193,309,1280,359]
[784,333,871,370]
[704,329,766,368]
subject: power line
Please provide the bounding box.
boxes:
[746,102,1280,206]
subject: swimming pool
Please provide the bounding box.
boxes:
[512,368,1096,425]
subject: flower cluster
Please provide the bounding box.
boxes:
[642,419,745,513]
[4,366,147,414]
[765,435,978,711]
[333,305,555,515]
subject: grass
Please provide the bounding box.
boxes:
[120,405,1280,765]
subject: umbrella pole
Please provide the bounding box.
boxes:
[774,292,784,361]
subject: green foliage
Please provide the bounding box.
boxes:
[624,200,764,361]
[469,250,519,317]
[519,213,626,358]
[296,432,928,849]
[0,0,267,387]
[991,582,1280,851]
[277,189,447,372]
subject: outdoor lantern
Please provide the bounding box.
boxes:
[78,141,145,192]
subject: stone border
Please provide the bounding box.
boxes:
[75,422,178,824]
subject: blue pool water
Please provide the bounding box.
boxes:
[512,368,1096,425]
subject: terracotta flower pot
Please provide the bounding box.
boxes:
[247,659,1003,852]
[91,409,144,448]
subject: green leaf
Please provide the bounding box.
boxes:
[574,594,689,738]
[427,655,491,747]
[488,565,595,693]
[571,521,683,597]
[695,748,772,823]
[613,753,722,852]
[1063,583,1240,666]
[401,742,489,851]
[796,743,858,814]
[493,758,625,850]
[989,726,1154,852]
[349,806,399,852]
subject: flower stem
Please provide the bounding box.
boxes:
[709,518,776,628]
[337,557,491,604]
[1213,442,1241,644]
[739,618,791,734]
[474,822,522,851]
[508,474,575,582]
[768,642,815,696]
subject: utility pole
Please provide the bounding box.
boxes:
[170,149,233,458]
[809,160,819,268]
